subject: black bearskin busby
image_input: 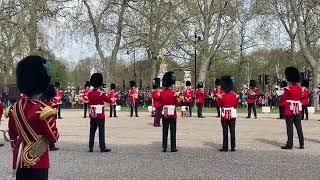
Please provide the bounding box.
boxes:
[280,81,288,88]
[153,78,160,89]
[301,79,309,88]
[186,81,191,87]
[162,71,176,88]
[215,79,221,86]
[249,80,257,88]
[110,83,116,90]
[41,84,56,101]
[90,73,103,88]
[84,81,90,88]
[129,80,136,88]
[221,76,234,93]
[16,55,51,97]
[285,67,300,83]
[197,82,204,88]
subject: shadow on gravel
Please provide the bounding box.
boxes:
[255,138,283,147]
[303,137,320,144]
[202,142,222,149]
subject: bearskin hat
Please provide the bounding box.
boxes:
[84,81,90,88]
[280,81,288,88]
[215,79,221,86]
[129,80,136,88]
[197,82,204,88]
[301,79,309,88]
[221,76,234,93]
[249,80,257,88]
[153,78,161,89]
[110,83,116,90]
[90,73,103,88]
[16,55,51,97]
[41,84,56,101]
[162,71,176,87]
[55,82,60,88]
[285,67,300,83]
[186,81,191,87]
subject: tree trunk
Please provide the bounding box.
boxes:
[110,0,127,83]
[28,3,38,53]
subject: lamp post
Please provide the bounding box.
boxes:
[127,49,137,81]
[194,32,202,89]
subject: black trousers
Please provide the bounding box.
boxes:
[16,168,48,180]
[247,103,257,118]
[154,107,162,126]
[285,115,304,147]
[216,106,221,117]
[110,105,117,117]
[186,102,193,117]
[162,118,176,150]
[279,106,284,119]
[84,103,88,118]
[196,103,203,117]
[57,104,62,118]
[49,143,56,149]
[221,120,236,150]
[89,118,106,150]
[130,105,138,117]
[301,105,308,120]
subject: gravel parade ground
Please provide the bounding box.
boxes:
[1,110,320,180]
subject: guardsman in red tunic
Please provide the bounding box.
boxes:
[88,73,112,153]
[212,79,225,118]
[41,84,59,151]
[160,72,180,152]
[301,79,310,120]
[183,81,194,117]
[152,78,162,127]
[246,80,260,119]
[54,82,63,119]
[219,76,238,152]
[277,81,288,119]
[108,83,120,118]
[280,67,304,149]
[196,82,208,118]
[8,56,59,180]
[128,80,140,117]
[81,81,91,118]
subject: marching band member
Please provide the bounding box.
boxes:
[108,83,120,118]
[183,81,194,117]
[277,81,287,119]
[152,78,162,127]
[246,80,260,119]
[128,80,140,117]
[8,55,59,179]
[280,67,304,149]
[41,84,59,151]
[196,82,208,118]
[212,79,224,117]
[301,79,310,120]
[54,82,63,119]
[80,81,91,118]
[88,73,112,153]
[160,72,180,152]
[219,76,238,152]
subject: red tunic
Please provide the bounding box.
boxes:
[53,89,63,105]
[8,100,59,169]
[183,87,194,103]
[160,89,180,119]
[301,87,310,105]
[88,89,111,119]
[196,89,208,104]
[0,102,3,120]
[246,87,260,104]
[212,86,225,107]
[220,92,238,121]
[279,84,303,116]
[108,90,120,106]
[128,88,140,105]
[80,89,91,104]
[20,93,28,99]
[152,89,162,108]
